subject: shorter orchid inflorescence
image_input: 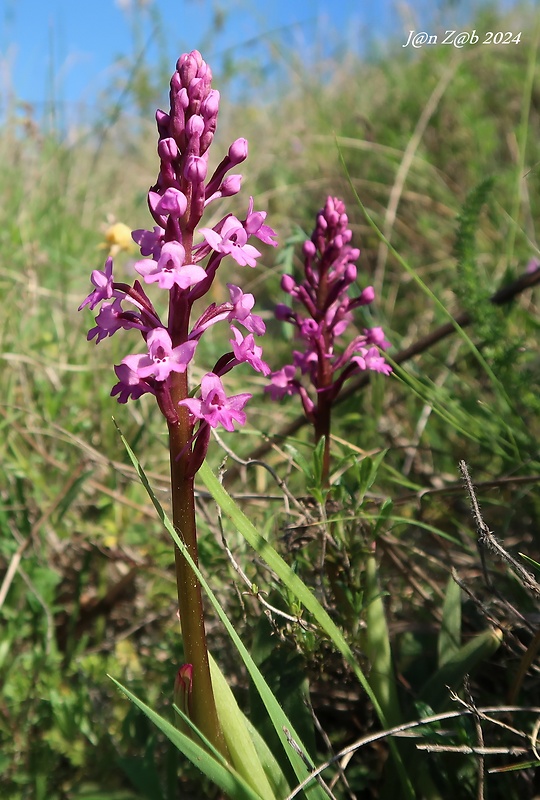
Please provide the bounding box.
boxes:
[266,196,391,478]
[80,50,276,477]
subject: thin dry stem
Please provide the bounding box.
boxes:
[459,460,540,598]
[284,706,540,800]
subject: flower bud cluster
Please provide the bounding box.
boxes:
[266,196,391,420]
[80,51,277,471]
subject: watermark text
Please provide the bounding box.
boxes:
[403,30,522,48]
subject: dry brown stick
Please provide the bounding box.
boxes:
[463,678,485,800]
[459,460,540,598]
[231,267,540,477]
[285,705,540,800]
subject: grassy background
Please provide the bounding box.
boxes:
[2,2,540,798]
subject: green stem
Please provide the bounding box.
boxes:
[168,371,228,759]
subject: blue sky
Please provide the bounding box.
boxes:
[2,0,390,109]
[0,0,528,119]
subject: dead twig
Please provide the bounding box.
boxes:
[284,727,339,800]
[459,460,540,599]
[284,706,540,800]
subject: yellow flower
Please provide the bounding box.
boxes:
[100,222,135,257]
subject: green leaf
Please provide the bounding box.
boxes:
[438,576,462,668]
[209,655,282,800]
[310,437,327,494]
[420,628,503,710]
[519,552,540,572]
[116,748,165,800]
[284,443,312,481]
[357,449,388,506]
[54,469,94,523]
[110,678,265,800]
[362,550,402,727]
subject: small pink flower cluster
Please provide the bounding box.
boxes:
[266,197,391,421]
[80,51,276,469]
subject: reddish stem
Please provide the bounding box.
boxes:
[168,370,228,757]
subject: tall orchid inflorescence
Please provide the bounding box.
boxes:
[80,51,276,466]
[266,196,391,480]
[79,51,276,756]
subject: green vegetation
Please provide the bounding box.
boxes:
[2,3,540,798]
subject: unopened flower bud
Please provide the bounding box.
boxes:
[327,208,340,226]
[359,285,375,305]
[177,88,189,109]
[178,51,200,85]
[170,71,182,94]
[198,60,211,81]
[275,303,292,321]
[303,240,316,258]
[201,89,220,120]
[344,263,357,283]
[188,77,205,107]
[228,138,248,165]
[220,174,242,196]
[155,188,188,217]
[184,155,207,183]
[281,274,296,294]
[155,109,170,137]
[173,664,193,729]
[169,84,187,139]
[158,137,179,161]
[186,114,204,137]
